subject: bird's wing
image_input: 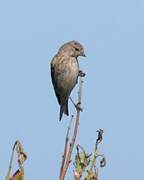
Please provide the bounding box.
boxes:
[51,58,61,105]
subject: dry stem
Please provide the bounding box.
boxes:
[59,76,83,180]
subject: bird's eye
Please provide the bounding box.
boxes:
[75,47,79,51]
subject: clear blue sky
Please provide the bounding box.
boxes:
[0,0,144,179]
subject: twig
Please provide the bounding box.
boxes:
[6,141,17,180]
[6,140,27,180]
[90,129,104,171]
[60,76,84,180]
[60,115,74,178]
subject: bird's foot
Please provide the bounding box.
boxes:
[75,102,83,112]
[78,70,86,77]
[69,97,83,112]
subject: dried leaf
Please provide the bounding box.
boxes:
[9,170,24,180]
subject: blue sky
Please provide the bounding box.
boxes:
[0,0,144,179]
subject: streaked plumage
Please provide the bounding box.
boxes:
[51,40,86,121]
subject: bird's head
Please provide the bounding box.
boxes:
[58,40,86,58]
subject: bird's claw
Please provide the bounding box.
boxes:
[75,102,83,112]
[69,97,83,111]
[78,70,86,77]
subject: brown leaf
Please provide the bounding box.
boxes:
[9,170,24,180]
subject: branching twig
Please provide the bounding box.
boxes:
[60,76,84,180]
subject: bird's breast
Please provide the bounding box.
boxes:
[57,57,79,91]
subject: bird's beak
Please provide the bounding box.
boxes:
[80,51,86,57]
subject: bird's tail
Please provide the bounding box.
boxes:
[59,100,69,121]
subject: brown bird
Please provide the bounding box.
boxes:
[51,40,86,121]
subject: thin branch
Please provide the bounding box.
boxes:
[6,141,17,180]
[6,140,27,180]
[60,76,84,180]
[60,115,74,178]
[90,129,104,171]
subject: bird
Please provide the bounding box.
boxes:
[50,40,86,121]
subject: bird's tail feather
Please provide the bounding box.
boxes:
[59,101,69,121]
